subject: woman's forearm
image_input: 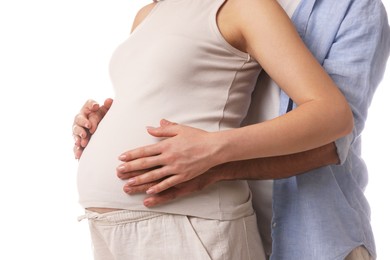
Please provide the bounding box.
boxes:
[212,101,352,166]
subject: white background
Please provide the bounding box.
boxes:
[0,1,388,259]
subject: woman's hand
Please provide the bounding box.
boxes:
[117,119,222,195]
[73,98,113,159]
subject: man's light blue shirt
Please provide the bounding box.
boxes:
[273,0,390,259]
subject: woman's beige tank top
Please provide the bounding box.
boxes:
[77,0,261,220]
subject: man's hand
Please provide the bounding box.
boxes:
[73,98,113,159]
[122,167,223,207]
[116,119,222,195]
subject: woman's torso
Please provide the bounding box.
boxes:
[77,0,261,220]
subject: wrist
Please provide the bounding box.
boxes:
[207,131,231,167]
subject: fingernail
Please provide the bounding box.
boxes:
[127,178,135,185]
[146,126,156,130]
[144,199,152,207]
[124,186,132,193]
[146,188,155,195]
[117,165,126,172]
[119,154,126,160]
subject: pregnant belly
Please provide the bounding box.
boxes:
[76,101,252,219]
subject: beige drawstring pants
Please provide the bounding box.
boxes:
[80,210,266,260]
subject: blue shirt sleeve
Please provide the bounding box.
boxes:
[323,0,390,163]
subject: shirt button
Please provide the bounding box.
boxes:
[272,222,277,228]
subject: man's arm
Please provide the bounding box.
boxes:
[217,142,339,181]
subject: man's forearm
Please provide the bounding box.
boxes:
[213,142,339,181]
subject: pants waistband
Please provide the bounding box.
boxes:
[78,210,164,225]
